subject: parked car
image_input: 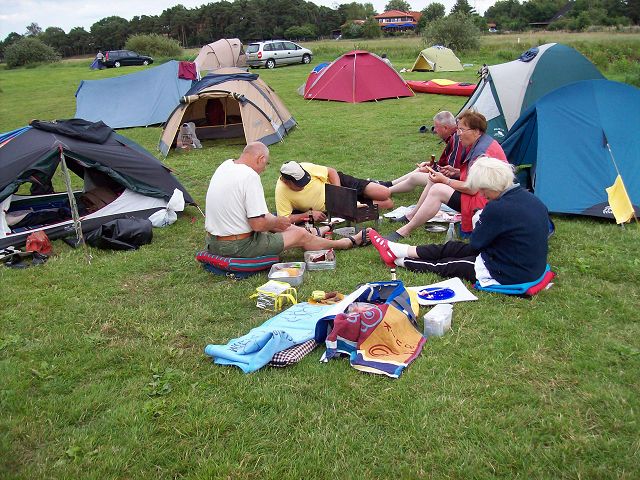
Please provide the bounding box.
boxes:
[245,41,313,69]
[102,50,154,68]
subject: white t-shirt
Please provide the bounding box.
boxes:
[205,159,268,236]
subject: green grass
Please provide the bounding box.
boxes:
[1,34,639,479]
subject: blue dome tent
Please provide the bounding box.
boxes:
[502,79,640,220]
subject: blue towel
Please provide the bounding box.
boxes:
[204,303,332,373]
[474,264,551,295]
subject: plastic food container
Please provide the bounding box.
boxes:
[423,303,453,338]
[268,262,306,286]
[304,249,336,271]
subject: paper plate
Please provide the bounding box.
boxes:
[425,225,447,233]
[321,217,345,225]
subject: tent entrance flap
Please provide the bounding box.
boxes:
[173,93,245,142]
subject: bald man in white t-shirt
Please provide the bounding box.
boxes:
[205,142,369,257]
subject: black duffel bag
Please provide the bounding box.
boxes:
[85,218,153,250]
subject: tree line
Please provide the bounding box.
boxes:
[1,0,638,59]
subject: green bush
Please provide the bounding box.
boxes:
[362,18,382,39]
[422,13,480,51]
[4,37,61,68]
[284,25,317,40]
[125,34,182,58]
[624,67,640,87]
[342,23,364,39]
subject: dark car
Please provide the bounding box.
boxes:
[102,50,154,68]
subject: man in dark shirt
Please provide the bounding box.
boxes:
[379,111,467,195]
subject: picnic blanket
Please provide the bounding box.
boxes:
[321,281,425,379]
[204,302,331,373]
[204,288,366,373]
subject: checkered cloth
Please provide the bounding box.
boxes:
[268,339,318,368]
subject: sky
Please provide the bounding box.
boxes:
[0,0,496,39]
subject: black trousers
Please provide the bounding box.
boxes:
[402,241,479,282]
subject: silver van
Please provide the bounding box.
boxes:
[245,40,313,69]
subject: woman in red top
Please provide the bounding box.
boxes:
[387,110,507,241]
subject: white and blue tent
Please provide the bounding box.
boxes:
[75,61,194,129]
[459,43,604,142]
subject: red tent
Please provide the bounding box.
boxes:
[304,51,414,103]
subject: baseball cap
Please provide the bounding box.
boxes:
[280,161,311,188]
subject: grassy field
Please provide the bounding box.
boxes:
[1,34,639,479]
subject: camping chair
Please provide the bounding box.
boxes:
[325,184,379,231]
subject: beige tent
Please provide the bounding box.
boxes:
[410,46,463,72]
[194,39,246,73]
[158,68,296,156]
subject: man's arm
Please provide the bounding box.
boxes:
[288,211,326,224]
[248,214,291,233]
[327,167,341,186]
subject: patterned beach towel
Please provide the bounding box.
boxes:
[322,281,425,379]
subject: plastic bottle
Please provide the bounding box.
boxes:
[423,304,453,338]
[445,222,455,242]
[305,209,313,232]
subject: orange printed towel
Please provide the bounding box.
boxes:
[322,281,425,378]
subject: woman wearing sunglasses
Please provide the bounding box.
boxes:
[386,110,507,241]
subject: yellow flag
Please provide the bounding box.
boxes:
[606,175,635,224]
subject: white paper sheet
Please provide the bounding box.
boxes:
[383,205,415,219]
[408,277,478,305]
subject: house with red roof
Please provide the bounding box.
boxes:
[374,10,422,31]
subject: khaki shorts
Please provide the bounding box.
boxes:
[206,232,284,258]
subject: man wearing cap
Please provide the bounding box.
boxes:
[205,142,369,258]
[275,161,393,222]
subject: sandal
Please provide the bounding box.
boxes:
[369,229,397,267]
[347,228,370,248]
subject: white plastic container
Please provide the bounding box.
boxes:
[268,262,306,286]
[423,303,453,338]
[304,249,336,271]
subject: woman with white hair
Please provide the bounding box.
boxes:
[369,157,550,286]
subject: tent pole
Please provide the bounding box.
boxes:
[604,133,639,225]
[352,52,357,103]
[59,146,92,264]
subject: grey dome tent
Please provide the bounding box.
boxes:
[194,38,247,74]
[458,43,604,142]
[0,119,194,249]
